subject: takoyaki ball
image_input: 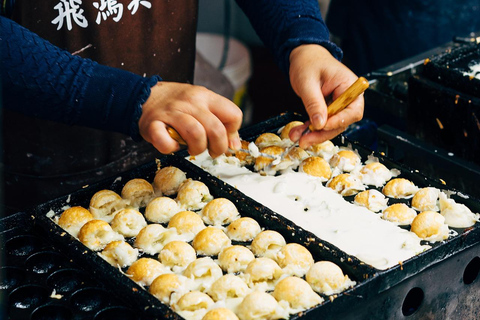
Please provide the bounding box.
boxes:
[285,146,310,163]
[273,276,323,311]
[411,211,450,242]
[168,211,206,241]
[307,140,338,162]
[306,261,355,295]
[255,132,282,149]
[89,189,125,223]
[208,274,250,302]
[225,217,262,242]
[327,173,365,197]
[110,208,147,238]
[126,257,170,287]
[226,140,254,166]
[412,187,440,212]
[329,150,361,173]
[236,291,287,320]
[174,291,214,314]
[121,178,155,208]
[176,179,213,210]
[78,219,123,251]
[250,230,286,259]
[244,258,283,290]
[280,121,304,140]
[360,162,393,187]
[439,192,479,228]
[99,240,139,268]
[276,243,314,277]
[153,166,187,196]
[149,273,190,305]
[218,245,255,273]
[159,241,196,272]
[192,227,231,256]
[57,206,93,238]
[134,224,179,255]
[200,198,240,226]
[382,203,417,225]
[382,178,419,199]
[144,196,180,224]
[299,156,332,181]
[183,257,223,292]
[254,146,285,172]
[202,308,239,320]
[354,189,389,213]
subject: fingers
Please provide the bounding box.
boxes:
[295,76,328,131]
[324,94,364,131]
[298,127,347,149]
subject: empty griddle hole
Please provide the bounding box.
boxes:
[5,235,45,257]
[0,267,25,291]
[47,269,92,294]
[9,285,50,310]
[402,287,424,316]
[94,306,137,320]
[463,256,480,285]
[31,304,72,320]
[26,251,69,274]
[71,288,118,313]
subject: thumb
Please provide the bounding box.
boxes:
[295,77,328,131]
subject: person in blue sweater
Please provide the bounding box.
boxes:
[1,1,362,210]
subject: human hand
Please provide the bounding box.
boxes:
[139,82,243,158]
[288,44,364,148]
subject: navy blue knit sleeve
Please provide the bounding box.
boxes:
[235,0,343,76]
[0,16,160,141]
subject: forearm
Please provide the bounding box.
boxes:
[1,16,159,140]
[235,0,343,76]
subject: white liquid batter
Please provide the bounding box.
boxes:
[190,152,430,270]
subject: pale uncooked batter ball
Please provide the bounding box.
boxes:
[174,291,214,312]
[244,257,283,290]
[299,156,332,181]
[411,187,440,212]
[411,211,450,242]
[382,203,417,225]
[193,227,231,256]
[208,274,250,301]
[360,162,393,187]
[153,166,187,196]
[439,192,479,228]
[273,276,323,310]
[78,219,123,251]
[250,230,286,259]
[183,257,223,292]
[307,140,338,162]
[382,178,419,199]
[218,245,255,273]
[236,291,287,320]
[149,273,190,305]
[110,208,147,237]
[280,121,304,140]
[99,240,139,268]
[202,308,239,320]
[121,178,155,208]
[158,241,196,272]
[329,150,361,173]
[200,198,240,226]
[354,189,389,212]
[134,224,179,255]
[168,211,206,241]
[126,257,170,287]
[225,217,262,242]
[327,173,365,196]
[306,261,355,295]
[89,189,125,223]
[176,179,213,210]
[276,243,314,277]
[57,206,93,238]
[144,196,180,224]
[255,132,282,148]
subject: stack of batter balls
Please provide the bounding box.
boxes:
[53,165,356,320]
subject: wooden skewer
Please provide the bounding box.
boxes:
[167,126,187,146]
